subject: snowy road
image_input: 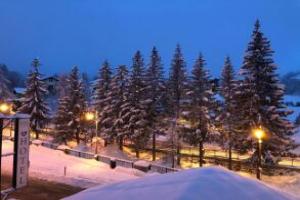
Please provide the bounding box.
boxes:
[1,140,143,188]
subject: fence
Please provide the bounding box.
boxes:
[65,149,95,159]
[151,164,180,174]
[39,141,179,174]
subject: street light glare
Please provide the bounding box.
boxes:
[0,103,10,113]
[85,112,95,121]
[253,128,265,141]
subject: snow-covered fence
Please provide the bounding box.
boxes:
[96,155,111,164]
[150,164,180,174]
[41,141,59,150]
[65,149,95,159]
[115,158,134,168]
[37,141,181,174]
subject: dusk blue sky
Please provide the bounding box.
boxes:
[0,0,299,78]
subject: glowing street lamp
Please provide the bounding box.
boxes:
[253,126,265,180]
[85,112,95,121]
[0,102,12,114]
[84,110,99,154]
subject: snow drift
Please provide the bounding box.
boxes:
[64,167,295,200]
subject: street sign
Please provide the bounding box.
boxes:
[13,118,30,188]
[1,114,30,195]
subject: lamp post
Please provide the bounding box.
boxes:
[253,127,265,180]
[84,111,100,154]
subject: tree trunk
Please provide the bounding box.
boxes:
[199,140,204,167]
[152,131,156,161]
[228,134,232,170]
[176,144,181,166]
[76,128,80,145]
[35,131,39,139]
[135,145,140,159]
[119,135,123,151]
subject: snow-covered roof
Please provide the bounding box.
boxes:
[42,75,59,81]
[14,87,26,94]
[64,167,294,200]
[284,95,300,103]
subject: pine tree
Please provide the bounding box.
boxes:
[236,20,295,161]
[120,51,151,158]
[110,65,130,150]
[66,66,86,145]
[82,72,92,105]
[219,56,238,169]
[168,44,187,167]
[19,58,49,139]
[93,60,112,139]
[145,46,165,160]
[53,74,71,144]
[180,54,215,167]
[0,67,13,101]
[54,96,71,144]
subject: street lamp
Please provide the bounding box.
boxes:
[84,111,99,154]
[0,102,11,114]
[85,112,95,121]
[253,127,265,180]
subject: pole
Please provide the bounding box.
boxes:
[95,110,98,154]
[152,131,156,161]
[256,139,262,180]
[0,118,3,192]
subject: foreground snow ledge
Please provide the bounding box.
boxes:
[64,167,296,200]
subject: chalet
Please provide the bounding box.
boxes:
[42,75,59,95]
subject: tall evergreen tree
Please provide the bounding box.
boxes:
[219,56,238,169]
[120,51,151,158]
[54,96,71,144]
[168,44,187,167]
[180,54,215,167]
[19,58,49,139]
[82,72,92,105]
[0,67,13,101]
[66,66,86,144]
[54,74,71,144]
[93,60,112,138]
[110,65,130,150]
[236,20,295,160]
[145,46,165,160]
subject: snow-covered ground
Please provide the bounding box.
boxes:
[64,167,298,200]
[1,140,144,188]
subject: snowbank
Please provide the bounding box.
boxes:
[1,140,143,188]
[64,167,296,200]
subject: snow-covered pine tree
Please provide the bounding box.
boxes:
[0,66,13,101]
[110,65,130,150]
[120,51,151,158]
[53,74,72,144]
[54,96,71,144]
[82,72,92,106]
[180,54,215,167]
[93,60,112,139]
[145,46,165,161]
[19,58,49,139]
[219,56,238,169]
[66,66,86,145]
[168,44,187,167]
[236,20,295,160]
